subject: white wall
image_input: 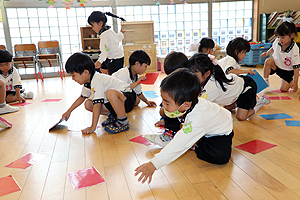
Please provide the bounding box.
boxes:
[259,0,300,14]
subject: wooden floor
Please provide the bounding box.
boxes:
[1,67,300,200]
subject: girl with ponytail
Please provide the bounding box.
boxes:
[88,11,126,75]
[188,53,270,121]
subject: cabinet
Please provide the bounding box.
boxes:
[121,21,157,73]
[80,26,100,60]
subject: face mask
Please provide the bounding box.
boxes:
[163,103,187,118]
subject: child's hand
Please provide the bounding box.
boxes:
[248,69,255,75]
[18,96,26,103]
[291,81,298,92]
[95,61,102,69]
[147,101,157,107]
[155,119,164,127]
[261,52,268,57]
[134,162,156,184]
[120,27,126,34]
[62,111,71,121]
[138,76,146,82]
[81,126,96,134]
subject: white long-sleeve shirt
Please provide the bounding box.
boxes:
[98,29,124,63]
[150,98,233,169]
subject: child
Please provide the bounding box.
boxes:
[218,37,255,75]
[198,37,215,54]
[0,50,33,114]
[261,21,300,92]
[111,50,156,107]
[135,68,234,184]
[88,11,126,75]
[150,51,188,147]
[61,52,136,134]
[189,53,270,120]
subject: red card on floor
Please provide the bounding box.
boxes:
[129,135,155,146]
[271,89,293,93]
[9,102,32,106]
[41,99,62,102]
[5,153,48,169]
[139,72,160,85]
[49,118,65,131]
[267,96,292,100]
[0,175,21,197]
[66,167,105,190]
[235,139,277,154]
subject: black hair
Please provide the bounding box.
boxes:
[164,51,188,75]
[0,50,13,63]
[160,68,201,108]
[198,37,215,53]
[274,21,297,37]
[65,52,95,77]
[129,50,151,67]
[187,53,233,92]
[226,37,250,63]
[87,11,126,26]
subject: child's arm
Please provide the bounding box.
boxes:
[130,76,146,89]
[291,68,299,92]
[261,47,274,57]
[227,68,255,75]
[15,87,25,103]
[81,103,102,134]
[62,96,86,121]
[134,162,156,184]
[138,93,157,107]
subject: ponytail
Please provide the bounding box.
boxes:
[187,53,233,92]
[88,11,126,26]
[105,12,126,22]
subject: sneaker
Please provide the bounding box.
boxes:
[104,121,129,134]
[259,95,271,105]
[22,91,34,99]
[101,117,117,126]
[0,116,12,128]
[0,104,19,114]
[144,133,172,148]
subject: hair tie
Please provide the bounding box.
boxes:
[207,54,218,65]
[278,16,293,23]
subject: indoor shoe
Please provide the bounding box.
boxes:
[0,104,19,114]
[144,133,172,148]
[22,91,34,99]
[0,116,12,128]
[101,117,117,126]
[104,121,129,134]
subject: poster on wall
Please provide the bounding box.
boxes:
[0,10,2,22]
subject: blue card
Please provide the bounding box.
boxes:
[246,69,268,93]
[143,91,156,95]
[144,94,159,98]
[260,113,293,120]
[285,120,300,127]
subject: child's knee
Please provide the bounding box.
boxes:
[235,113,247,121]
[264,58,275,67]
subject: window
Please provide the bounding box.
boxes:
[0,22,6,47]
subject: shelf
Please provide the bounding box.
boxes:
[83,38,100,40]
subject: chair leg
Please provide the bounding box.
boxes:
[58,71,63,80]
[34,73,38,82]
[62,69,65,77]
[38,72,44,81]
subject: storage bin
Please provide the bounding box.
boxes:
[240,43,272,66]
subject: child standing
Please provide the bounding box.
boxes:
[188,53,270,121]
[88,11,126,75]
[219,37,255,75]
[62,52,136,134]
[0,50,33,114]
[135,68,234,184]
[261,21,300,92]
[112,50,156,107]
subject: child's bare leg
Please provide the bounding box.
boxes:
[263,58,276,79]
[106,89,126,118]
[0,80,6,104]
[280,79,291,92]
[236,108,255,121]
[6,93,17,103]
[135,96,140,106]
[84,99,93,112]
[223,102,236,111]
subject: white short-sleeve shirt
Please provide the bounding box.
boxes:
[111,67,142,95]
[218,55,241,74]
[81,72,132,104]
[201,73,244,106]
[272,38,300,71]
[0,67,22,92]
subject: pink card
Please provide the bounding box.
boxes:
[41,99,62,102]
[66,167,105,190]
[140,72,160,85]
[9,102,32,106]
[271,89,293,93]
[129,135,155,146]
[49,118,65,131]
[0,175,21,197]
[5,153,48,169]
[267,96,292,100]
[235,139,277,154]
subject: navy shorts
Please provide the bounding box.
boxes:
[236,76,257,110]
[270,67,294,83]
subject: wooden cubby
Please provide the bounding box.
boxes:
[80,26,100,53]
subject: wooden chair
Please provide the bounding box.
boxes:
[0,45,6,50]
[13,44,38,81]
[36,40,64,81]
